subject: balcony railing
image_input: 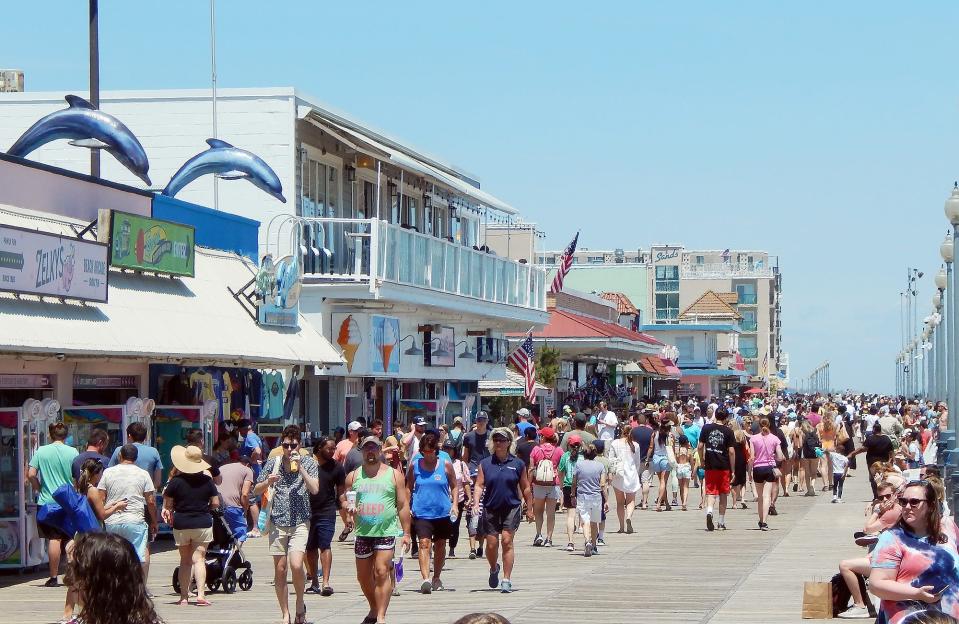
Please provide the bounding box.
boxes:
[740,347,759,358]
[681,263,774,279]
[297,217,546,311]
[740,321,758,332]
[737,294,758,305]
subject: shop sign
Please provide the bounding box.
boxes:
[370,315,400,374]
[425,326,455,367]
[476,337,508,363]
[0,374,54,390]
[333,314,369,375]
[73,374,139,389]
[654,248,680,263]
[98,210,195,277]
[255,253,300,329]
[0,224,108,302]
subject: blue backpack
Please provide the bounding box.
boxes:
[37,484,100,537]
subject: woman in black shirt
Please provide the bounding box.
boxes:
[163,445,220,606]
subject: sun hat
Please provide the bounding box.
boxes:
[491,427,514,441]
[171,445,211,474]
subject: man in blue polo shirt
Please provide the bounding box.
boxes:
[472,427,533,594]
[515,408,536,438]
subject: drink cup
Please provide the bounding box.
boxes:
[346,490,357,512]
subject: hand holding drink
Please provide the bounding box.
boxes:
[346,490,357,512]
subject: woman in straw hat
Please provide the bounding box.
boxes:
[162,445,220,606]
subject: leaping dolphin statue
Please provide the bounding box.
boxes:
[7,94,151,185]
[162,138,286,203]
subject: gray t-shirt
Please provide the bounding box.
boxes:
[256,455,318,528]
[98,463,155,526]
[574,459,605,499]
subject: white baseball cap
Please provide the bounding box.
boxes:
[516,408,531,417]
[347,421,362,432]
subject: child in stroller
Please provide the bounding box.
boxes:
[173,508,253,594]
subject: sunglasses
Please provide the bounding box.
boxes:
[878,493,895,500]
[493,437,509,443]
[281,442,299,449]
[898,497,928,509]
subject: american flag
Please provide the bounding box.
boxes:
[549,232,579,295]
[507,331,537,404]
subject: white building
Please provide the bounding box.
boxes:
[0,88,549,432]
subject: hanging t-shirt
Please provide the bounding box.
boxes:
[261,371,285,420]
[190,370,216,405]
[221,371,233,421]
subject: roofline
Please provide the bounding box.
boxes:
[0,152,154,198]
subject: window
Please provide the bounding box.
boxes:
[676,337,695,362]
[695,255,705,265]
[655,265,679,292]
[746,362,759,376]
[362,181,376,220]
[587,256,605,264]
[741,309,757,332]
[655,293,679,321]
[736,282,757,305]
[740,336,758,358]
[404,196,417,229]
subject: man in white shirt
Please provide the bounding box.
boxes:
[595,401,618,441]
[99,443,157,580]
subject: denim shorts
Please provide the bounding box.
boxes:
[105,522,148,562]
[651,455,671,473]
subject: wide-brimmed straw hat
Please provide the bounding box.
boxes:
[171,445,211,474]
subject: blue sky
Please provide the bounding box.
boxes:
[4,2,958,392]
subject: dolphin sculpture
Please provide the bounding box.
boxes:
[162,138,286,203]
[7,94,151,185]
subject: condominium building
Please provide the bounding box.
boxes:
[537,244,783,382]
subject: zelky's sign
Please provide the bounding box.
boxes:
[0,224,108,302]
[98,210,195,277]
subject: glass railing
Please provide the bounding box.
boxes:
[297,217,546,311]
[740,347,759,358]
[740,321,758,332]
[737,294,758,305]
[681,263,774,279]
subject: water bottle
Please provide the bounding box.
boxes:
[257,507,269,532]
[393,555,404,583]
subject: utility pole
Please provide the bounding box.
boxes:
[89,0,100,178]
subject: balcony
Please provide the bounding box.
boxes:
[737,294,758,305]
[681,263,774,279]
[740,321,758,332]
[296,218,546,313]
[740,347,759,358]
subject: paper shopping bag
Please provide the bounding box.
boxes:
[802,580,833,619]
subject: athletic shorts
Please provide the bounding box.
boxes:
[354,536,395,559]
[576,496,602,524]
[105,522,149,562]
[562,485,574,508]
[223,506,248,542]
[306,514,336,551]
[173,526,213,547]
[269,523,309,556]
[37,521,70,541]
[413,516,452,541]
[753,466,777,483]
[480,506,522,535]
[704,469,731,496]
[532,484,561,500]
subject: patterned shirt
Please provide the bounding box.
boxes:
[256,455,318,528]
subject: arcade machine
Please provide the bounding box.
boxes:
[62,396,157,458]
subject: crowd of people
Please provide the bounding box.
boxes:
[23,391,959,624]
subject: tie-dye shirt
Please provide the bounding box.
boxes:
[871,518,959,624]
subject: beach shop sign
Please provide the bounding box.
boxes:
[0,223,108,302]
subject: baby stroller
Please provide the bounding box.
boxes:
[172,508,253,594]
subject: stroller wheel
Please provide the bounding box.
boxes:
[239,569,253,591]
[172,568,180,594]
[223,568,238,594]
[207,578,221,592]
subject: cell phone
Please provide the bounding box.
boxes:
[932,584,950,599]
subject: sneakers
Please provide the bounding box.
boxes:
[431,579,445,592]
[488,564,500,589]
[44,577,59,588]
[596,538,607,546]
[626,519,634,534]
[855,534,879,547]
[500,579,513,593]
[768,506,778,516]
[543,538,553,548]
[758,522,769,531]
[718,523,728,530]
[468,549,477,560]
[584,543,593,557]
[306,583,320,594]
[533,534,545,547]
[838,605,871,619]
[706,512,715,532]
[832,496,839,503]
[565,542,574,552]
[421,579,433,594]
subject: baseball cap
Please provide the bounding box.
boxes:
[476,411,489,421]
[347,421,362,432]
[453,416,463,424]
[412,416,427,426]
[516,408,531,417]
[563,405,573,413]
[539,426,555,439]
[491,427,513,441]
[567,434,582,445]
[360,436,383,448]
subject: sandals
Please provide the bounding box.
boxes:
[195,598,212,607]
[294,605,307,624]
[338,522,354,542]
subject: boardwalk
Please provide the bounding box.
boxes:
[0,474,871,624]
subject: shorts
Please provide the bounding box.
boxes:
[562,485,574,508]
[269,523,309,556]
[576,496,602,524]
[413,517,452,541]
[37,521,69,541]
[354,536,395,559]
[675,464,692,480]
[223,506,248,542]
[640,469,654,485]
[532,484,561,500]
[173,526,213,547]
[480,506,522,535]
[105,522,148,562]
[306,514,336,551]
[651,455,671,473]
[752,466,778,483]
[704,470,731,496]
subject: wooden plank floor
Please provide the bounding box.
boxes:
[0,473,871,624]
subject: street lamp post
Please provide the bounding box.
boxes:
[945,185,959,432]
[937,264,949,402]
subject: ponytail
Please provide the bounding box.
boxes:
[760,418,770,435]
[76,458,104,495]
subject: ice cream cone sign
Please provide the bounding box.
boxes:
[380,319,398,370]
[337,315,361,373]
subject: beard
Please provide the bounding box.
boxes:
[365,455,378,464]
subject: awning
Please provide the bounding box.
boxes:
[300,109,518,216]
[637,356,682,379]
[478,369,550,397]
[0,209,343,368]
[681,368,749,380]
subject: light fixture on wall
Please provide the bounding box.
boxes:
[455,340,475,359]
[400,335,422,356]
[346,165,356,182]
[431,339,451,360]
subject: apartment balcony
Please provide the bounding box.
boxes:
[296,218,548,324]
[740,321,758,332]
[681,263,774,279]
[740,347,759,358]
[737,294,758,305]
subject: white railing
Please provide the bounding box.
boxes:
[297,217,546,311]
[681,263,774,279]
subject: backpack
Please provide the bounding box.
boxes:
[533,445,557,485]
[803,431,821,457]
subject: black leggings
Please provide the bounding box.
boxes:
[448,505,465,553]
[833,474,845,498]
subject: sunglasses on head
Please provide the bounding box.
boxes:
[281,442,298,449]
[898,497,928,509]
